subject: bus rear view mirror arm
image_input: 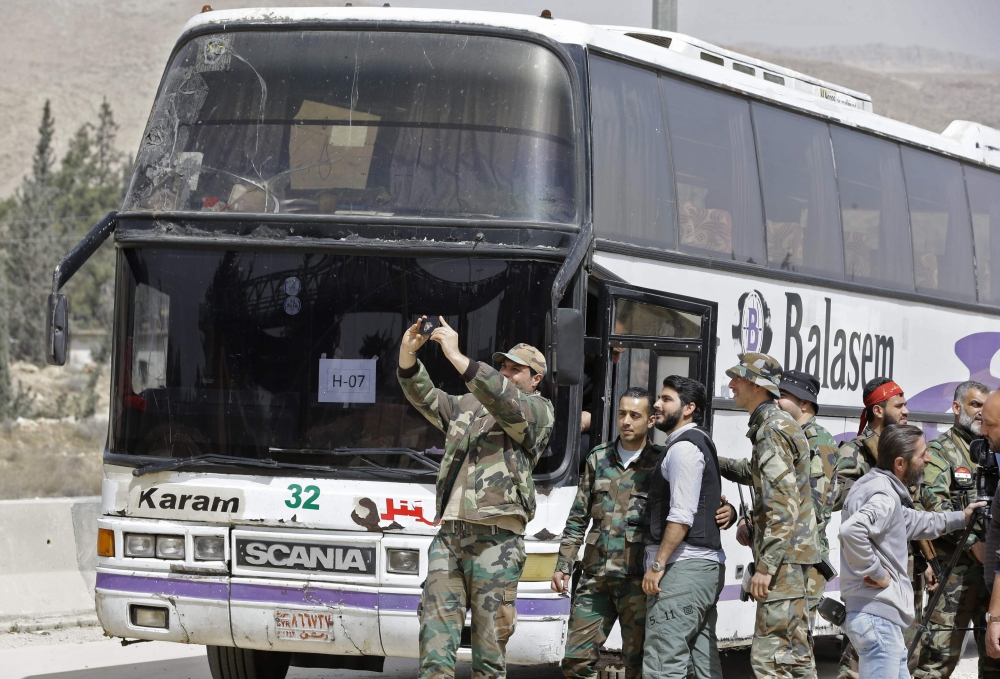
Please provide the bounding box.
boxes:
[46,210,117,366]
[549,221,592,386]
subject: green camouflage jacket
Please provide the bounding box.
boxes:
[833,425,878,512]
[555,439,660,578]
[803,417,839,558]
[922,426,980,563]
[397,360,554,524]
[720,402,821,581]
[835,424,926,513]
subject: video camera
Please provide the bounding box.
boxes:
[972,437,1000,513]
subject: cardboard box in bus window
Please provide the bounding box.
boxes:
[289,100,380,191]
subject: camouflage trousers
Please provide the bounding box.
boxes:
[837,556,925,679]
[913,561,1000,679]
[751,565,816,679]
[561,573,646,679]
[418,528,525,679]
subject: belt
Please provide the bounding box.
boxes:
[441,520,503,537]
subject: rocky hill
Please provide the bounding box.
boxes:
[1,3,998,199]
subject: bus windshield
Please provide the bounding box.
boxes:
[123,31,578,223]
[111,249,569,479]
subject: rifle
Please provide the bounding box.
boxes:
[737,483,757,602]
[916,539,943,584]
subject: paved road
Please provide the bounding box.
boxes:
[1,628,980,679]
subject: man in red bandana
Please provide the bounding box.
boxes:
[833,377,917,679]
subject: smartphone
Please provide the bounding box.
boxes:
[418,317,441,336]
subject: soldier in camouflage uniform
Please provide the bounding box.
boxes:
[832,377,921,679]
[776,370,839,615]
[553,388,661,679]
[397,317,554,679]
[914,381,995,679]
[719,353,821,679]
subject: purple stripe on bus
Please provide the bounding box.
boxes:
[95,572,229,600]
[231,583,378,608]
[379,592,420,611]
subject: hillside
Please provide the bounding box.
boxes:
[0,3,998,199]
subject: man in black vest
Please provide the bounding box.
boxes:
[641,375,727,679]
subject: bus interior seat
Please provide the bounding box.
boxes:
[844,231,872,278]
[766,220,804,269]
[914,252,939,290]
[679,199,732,254]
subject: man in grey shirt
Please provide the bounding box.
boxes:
[641,375,730,679]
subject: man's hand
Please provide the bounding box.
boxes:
[965,501,988,525]
[398,317,430,369]
[581,411,592,433]
[716,496,736,529]
[551,571,571,594]
[989,620,1000,659]
[925,565,939,592]
[749,571,772,600]
[430,317,470,374]
[736,518,750,547]
[643,567,665,595]
[973,541,986,564]
[863,572,891,589]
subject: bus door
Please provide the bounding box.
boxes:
[590,282,718,447]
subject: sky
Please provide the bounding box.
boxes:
[385,0,1000,59]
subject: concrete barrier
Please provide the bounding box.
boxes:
[0,497,99,622]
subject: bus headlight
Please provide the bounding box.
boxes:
[194,536,226,561]
[156,535,186,560]
[386,548,419,574]
[520,554,558,582]
[124,533,155,558]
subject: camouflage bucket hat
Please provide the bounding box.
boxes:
[725,352,782,397]
[493,343,547,377]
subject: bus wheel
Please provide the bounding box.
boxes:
[206,646,291,679]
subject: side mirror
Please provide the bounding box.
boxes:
[552,308,584,386]
[46,293,69,366]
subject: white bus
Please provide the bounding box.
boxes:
[46,7,1000,677]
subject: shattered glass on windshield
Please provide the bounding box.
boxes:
[124,31,578,223]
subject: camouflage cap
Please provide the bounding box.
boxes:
[725,352,782,397]
[493,343,546,376]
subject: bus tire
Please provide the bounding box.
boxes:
[206,646,291,679]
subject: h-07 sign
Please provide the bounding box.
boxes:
[318,358,377,403]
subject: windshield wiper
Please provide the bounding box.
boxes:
[132,454,330,477]
[269,447,441,472]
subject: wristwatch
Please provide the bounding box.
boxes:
[988,613,1000,624]
[651,561,663,572]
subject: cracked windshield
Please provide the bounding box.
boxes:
[112,250,568,478]
[124,31,577,222]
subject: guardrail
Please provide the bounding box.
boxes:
[0,497,99,622]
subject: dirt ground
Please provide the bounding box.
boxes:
[0,361,110,500]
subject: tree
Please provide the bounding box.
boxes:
[4,101,60,365]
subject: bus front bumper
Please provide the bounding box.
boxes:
[95,569,569,664]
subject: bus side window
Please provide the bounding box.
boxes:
[752,102,845,281]
[900,148,976,302]
[830,127,914,292]
[966,165,1000,306]
[590,56,675,250]
[660,75,766,266]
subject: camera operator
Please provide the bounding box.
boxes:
[397,317,554,679]
[977,392,1000,661]
[840,425,984,679]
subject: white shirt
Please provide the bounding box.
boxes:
[645,423,726,566]
[616,440,643,469]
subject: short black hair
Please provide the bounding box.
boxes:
[661,375,707,424]
[620,387,653,417]
[877,424,924,471]
[863,376,894,424]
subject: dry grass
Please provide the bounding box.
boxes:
[0,361,111,500]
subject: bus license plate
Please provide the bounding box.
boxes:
[274,609,334,642]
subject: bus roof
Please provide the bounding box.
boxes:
[181,7,1000,170]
